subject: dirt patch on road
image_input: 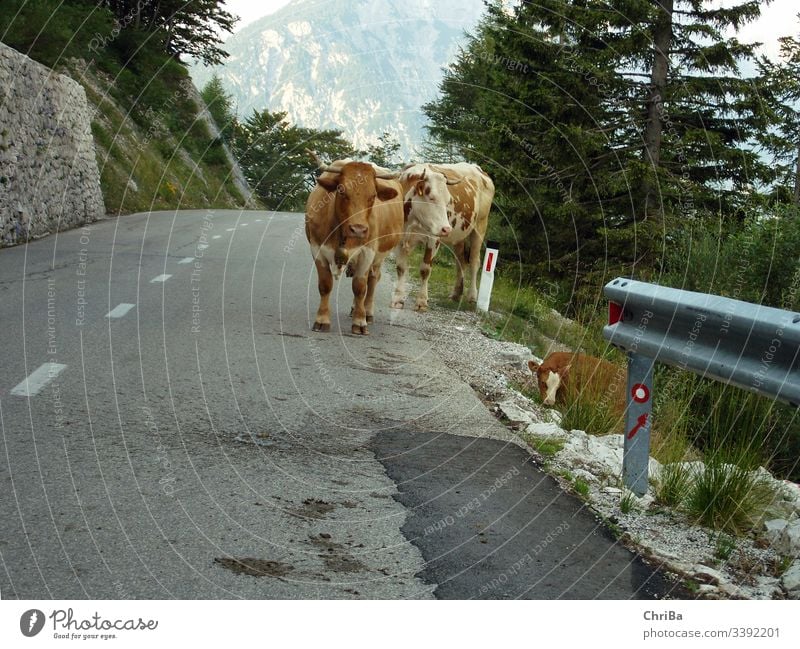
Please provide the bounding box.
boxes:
[214,557,295,578]
[288,498,336,520]
[310,534,366,573]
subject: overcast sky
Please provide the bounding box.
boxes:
[222,0,800,60]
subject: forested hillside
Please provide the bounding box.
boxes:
[0,0,250,214]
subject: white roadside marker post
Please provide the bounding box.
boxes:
[476,240,499,313]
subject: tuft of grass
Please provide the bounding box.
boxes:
[620,490,636,514]
[574,477,590,498]
[521,433,565,459]
[714,533,736,561]
[655,462,694,508]
[687,456,776,535]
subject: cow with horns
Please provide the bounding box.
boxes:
[391,163,495,311]
[304,150,404,335]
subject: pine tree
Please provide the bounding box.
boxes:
[758,24,800,205]
[424,0,775,296]
[201,74,237,142]
[234,109,356,210]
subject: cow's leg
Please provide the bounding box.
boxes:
[350,249,374,335]
[365,261,382,323]
[415,243,436,312]
[449,240,466,301]
[312,258,333,332]
[466,229,484,303]
[351,275,369,335]
[391,240,411,309]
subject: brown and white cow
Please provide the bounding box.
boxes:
[305,157,404,335]
[391,162,495,311]
[528,352,626,413]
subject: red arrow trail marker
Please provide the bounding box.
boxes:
[627,413,649,440]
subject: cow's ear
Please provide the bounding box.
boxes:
[528,360,539,373]
[317,175,340,192]
[376,184,398,201]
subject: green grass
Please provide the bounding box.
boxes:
[714,533,736,562]
[620,490,636,514]
[521,433,565,459]
[687,456,776,535]
[655,462,694,508]
[574,477,590,498]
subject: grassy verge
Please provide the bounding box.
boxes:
[415,244,797,534]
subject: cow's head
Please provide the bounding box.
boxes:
[401,166,461,239]
[528,360,570,406]
[315,162,399,252]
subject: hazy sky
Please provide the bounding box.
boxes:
[222,0,800,60]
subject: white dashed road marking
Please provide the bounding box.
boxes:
[226,228,235,232]
[150,274,172,283]
[178,257,194,264]
[212,235,221,239]
[105,303,136,319]
[11,363,67,397]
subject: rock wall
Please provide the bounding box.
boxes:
[0,42,105,247]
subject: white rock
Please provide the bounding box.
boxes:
[782,562,800,598]
[127,178,138,193]
[777,520,800,558]
[525,422,564,438]
[693,564,724,585]
[499,349,532,369]
[546,409,563,425]
[497,400,535,425]
[697,584,719,597]
[602,487,623,495]
[573,468,598,484]
[763,519,789,544]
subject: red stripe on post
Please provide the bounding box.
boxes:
[609,301,623,325]
[485,251,494,272]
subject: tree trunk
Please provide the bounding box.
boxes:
[794,141,800,205]
[642,0,674,220]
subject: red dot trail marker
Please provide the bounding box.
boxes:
[631,384,650,403]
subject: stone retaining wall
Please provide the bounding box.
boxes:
[0,42,105,247]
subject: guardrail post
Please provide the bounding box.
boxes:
[623,352,654,496]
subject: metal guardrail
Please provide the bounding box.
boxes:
[602,277,800,495]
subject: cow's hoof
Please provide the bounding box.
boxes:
[414,302,428,312]
[351,324,369,335]
[366,315,374,323]
[390,299,405,309]
[448,293,462,301]
[312,322,330,332]
[467,295,478,304]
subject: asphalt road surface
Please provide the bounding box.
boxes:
[0,209,682,599]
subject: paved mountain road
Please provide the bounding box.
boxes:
[0,209,681,599]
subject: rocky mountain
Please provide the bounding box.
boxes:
[190,0,488,156]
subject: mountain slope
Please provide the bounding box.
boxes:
[191,0,487,156]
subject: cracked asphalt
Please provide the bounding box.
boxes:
[0,209,682,599]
